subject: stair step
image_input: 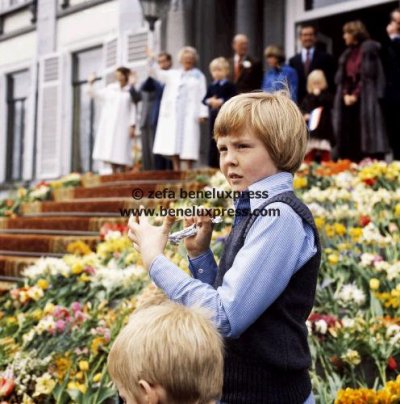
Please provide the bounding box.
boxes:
[0,229,98,236]
[0,251,64,257]
[21,198,173,214]
[0,254,39,280]
[0,234,98,254]
[0,216,126,231]
[57,181,202,200]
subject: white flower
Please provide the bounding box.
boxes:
[315,319,328,334]
[105,230,122,241]
[306,320,312,335]
[336,283,366,306]
[341,349,361,365]
[30,185,50,200]
[341,317,355,328]
[22,257,71,279]
[360,253,375,267]
[387,262,400,281]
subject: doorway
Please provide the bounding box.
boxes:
[299,1,399,61]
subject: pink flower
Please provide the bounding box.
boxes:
[71,302,82,313]
[84,266,96,275]
[56,319,66,333]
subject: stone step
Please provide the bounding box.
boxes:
[0,229,98,236]
[0,255,39,280]
[21,198,173,215]
[0,216,126,231]
[54,180,203,200]
[0,234,98,255]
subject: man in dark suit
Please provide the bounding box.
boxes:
[228,34,263,93]
[383,9,400,160]
[289,25,336,103]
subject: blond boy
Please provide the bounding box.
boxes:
[108,303,223,404]
[128,92,320,403]
[202,57,236,168]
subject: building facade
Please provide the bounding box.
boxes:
[0,0,398,185]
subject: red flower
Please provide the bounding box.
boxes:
[362,178,376,186]
[359,215,371,227]
[0,377,15,398]
[388,356,397,370]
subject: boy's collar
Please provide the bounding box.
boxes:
[247,172,293,211]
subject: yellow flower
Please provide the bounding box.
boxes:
[17,187,27,198]
[71,262,84,275]
[27,286,44,301]
[91,337,106,355]
[341,349,361,366]
[93,373,102,383]
[328,254,339,265]
[324,224,335,237]
[31,309,43,321]
[55,356,72,380]
[314,217,325,229]
[395,204,400,218]
[334,223,346,236]
[78,273,91,283]
[36,279,49,290]
[22,394,35,404]
[369,278,380,290]
[6,316,17,325]
[67,240,93,256]
[67,381,87,394]
[75,371,84,380]
[293,176,308,189]
[79,360,89,371]
[349,227,362,241]
[44,302,55,315]
[33,372,56,397]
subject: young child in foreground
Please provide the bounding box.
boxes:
[301,69,336,163]
[108,302,223,404]
[128,91,321,403]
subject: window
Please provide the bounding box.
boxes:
[6,69,30,181]
[305,0,349,10]
[71,46,102,173]
[0,0,30,12]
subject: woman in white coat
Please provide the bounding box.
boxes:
[88,67,136,173]
[151,47,208,171]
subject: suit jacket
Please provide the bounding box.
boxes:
[202,80,237,121]
[228,55,263,93]
[289,48,336,103]
[383,37,400,103]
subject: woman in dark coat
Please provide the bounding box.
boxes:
[333,20,389,162]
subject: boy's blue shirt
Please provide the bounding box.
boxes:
[149,171,317,338]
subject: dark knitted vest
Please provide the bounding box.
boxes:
[215,191,321,404]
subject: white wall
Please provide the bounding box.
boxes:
[0,31,36,67]
[57,1,119,49]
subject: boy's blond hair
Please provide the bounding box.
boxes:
[214,91,308,173]
[209,57,230,75]
[108,302,223,403]
[306,69,328,93]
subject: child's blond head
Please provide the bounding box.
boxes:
[209,57,230,75]
[306,69,328,93]
[214,91,308,173]
[108,302,223,404]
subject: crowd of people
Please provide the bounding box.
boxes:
[91,9,400,172]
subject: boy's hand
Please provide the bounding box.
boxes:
[184,213,213,258]
[128,210,175,271]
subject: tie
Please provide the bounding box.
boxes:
[234,58,241,81]
[304,49,311,76]
[233,191,251,227]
